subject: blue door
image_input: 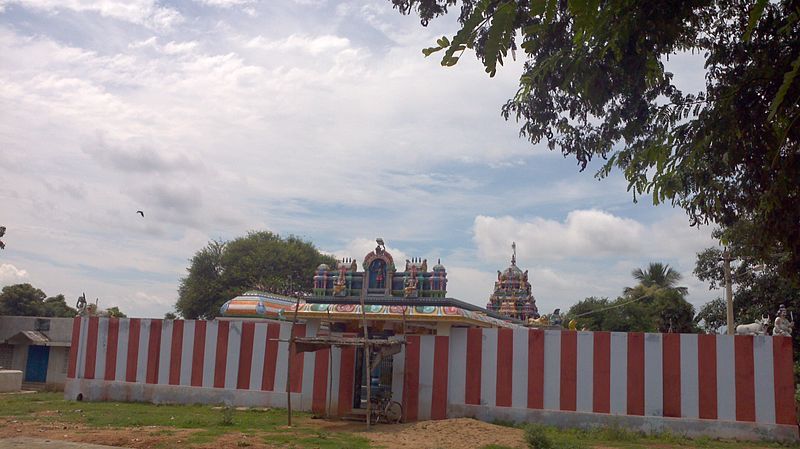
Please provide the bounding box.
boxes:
[25,345,50,382]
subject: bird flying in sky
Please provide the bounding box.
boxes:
[136,211,144,217]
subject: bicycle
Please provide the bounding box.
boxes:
[369,390,403,424]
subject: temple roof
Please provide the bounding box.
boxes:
[219,291,520,328]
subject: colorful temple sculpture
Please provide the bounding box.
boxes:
[486,242,539,321]
[219,239,514,332]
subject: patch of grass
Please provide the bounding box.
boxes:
[263,429,370,449]
[491,418,520,428]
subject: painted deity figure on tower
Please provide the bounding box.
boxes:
[773,304,794,337]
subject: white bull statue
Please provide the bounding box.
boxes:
[735,315,770,336]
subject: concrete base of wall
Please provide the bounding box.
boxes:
[64,379,311,411]
[448,404,799,442]
[0,370,23,392]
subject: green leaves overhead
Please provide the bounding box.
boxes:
[394,0,800,279]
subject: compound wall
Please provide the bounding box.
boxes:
[66,318,798,440]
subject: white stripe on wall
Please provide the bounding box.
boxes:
[330,346,342,414]
[76,316,89,378]
[609,332,628,415]
[543,330,561,411]
[225,321,242,390]
[273,322,291,392]
[115,319,130,382]
[136,319,151,383]
[716,335,736,421]
[418,335,436,420]
[301,324,318,407]
[752,335,775,424]
[680,333,699,419]
[447,328,467,405]
[179,320,195,386]
[576,331,594,413]
[511,328,529,409]
[644,333,663,417]
[481,329,498,407]
[249,323,267,390]
[202,321,218,388]
[94,318,109,380]
[392,343,406,406]
[158,320,173,385]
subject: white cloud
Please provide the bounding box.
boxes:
[0,0,182,30]
[0,263,29,285]
[474,210,645,261]
[245,34,352,55]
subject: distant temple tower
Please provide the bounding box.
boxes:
[486,242,538,321]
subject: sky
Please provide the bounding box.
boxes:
[0,0,722,318]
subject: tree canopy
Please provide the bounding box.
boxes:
[567,262,695,332]
[0,284,77,317]
[175,231,337,320]
[391,0,800,277]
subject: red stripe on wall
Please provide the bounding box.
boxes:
[289,324,306,393]
[734,336,756,422]
[126,319,141,383]
[236,322,255,389]
[592,331,610,414]
[214,321,230,388]
[560,331,577,411]
[403,335,421,422]
[626,332,644,416]
[431,335,449,420]
[312,348,330,415]
[67,317,81,379]
[146,320,162,384]
[662,333,681,417]
[773,336,797,425]
[169,320,184,385]
[465,328,482,405]
[191,320,207,387]
[83,316,99,379]
[527,329,545,409]
[496,329,513,407]
[697,334,718,419]
[261,323,280,391]
[337,346,356,416]
[104,318,119,381]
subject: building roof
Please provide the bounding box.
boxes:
[4,331,70,347]
[219,291,521,328]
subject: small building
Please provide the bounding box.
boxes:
[0,316,74,389]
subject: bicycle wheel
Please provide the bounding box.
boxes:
[384,401,402,423]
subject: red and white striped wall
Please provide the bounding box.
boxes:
[66,317,358,415]
[438,328,796,427]
[67,318,797,437]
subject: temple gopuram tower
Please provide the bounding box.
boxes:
[486,242,538,321]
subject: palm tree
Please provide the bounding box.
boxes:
[624,262,695,333]
[624,262,688,296]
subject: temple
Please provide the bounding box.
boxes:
[219,238,514,333]
[486,242,538,321]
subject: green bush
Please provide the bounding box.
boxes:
[524,425,553,449]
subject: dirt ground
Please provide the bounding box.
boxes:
[0,416,527,449]
[363,418,527,449]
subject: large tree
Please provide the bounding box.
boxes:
[0,284,78,317]
[391,0,800,277]
[175,231,337,319]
